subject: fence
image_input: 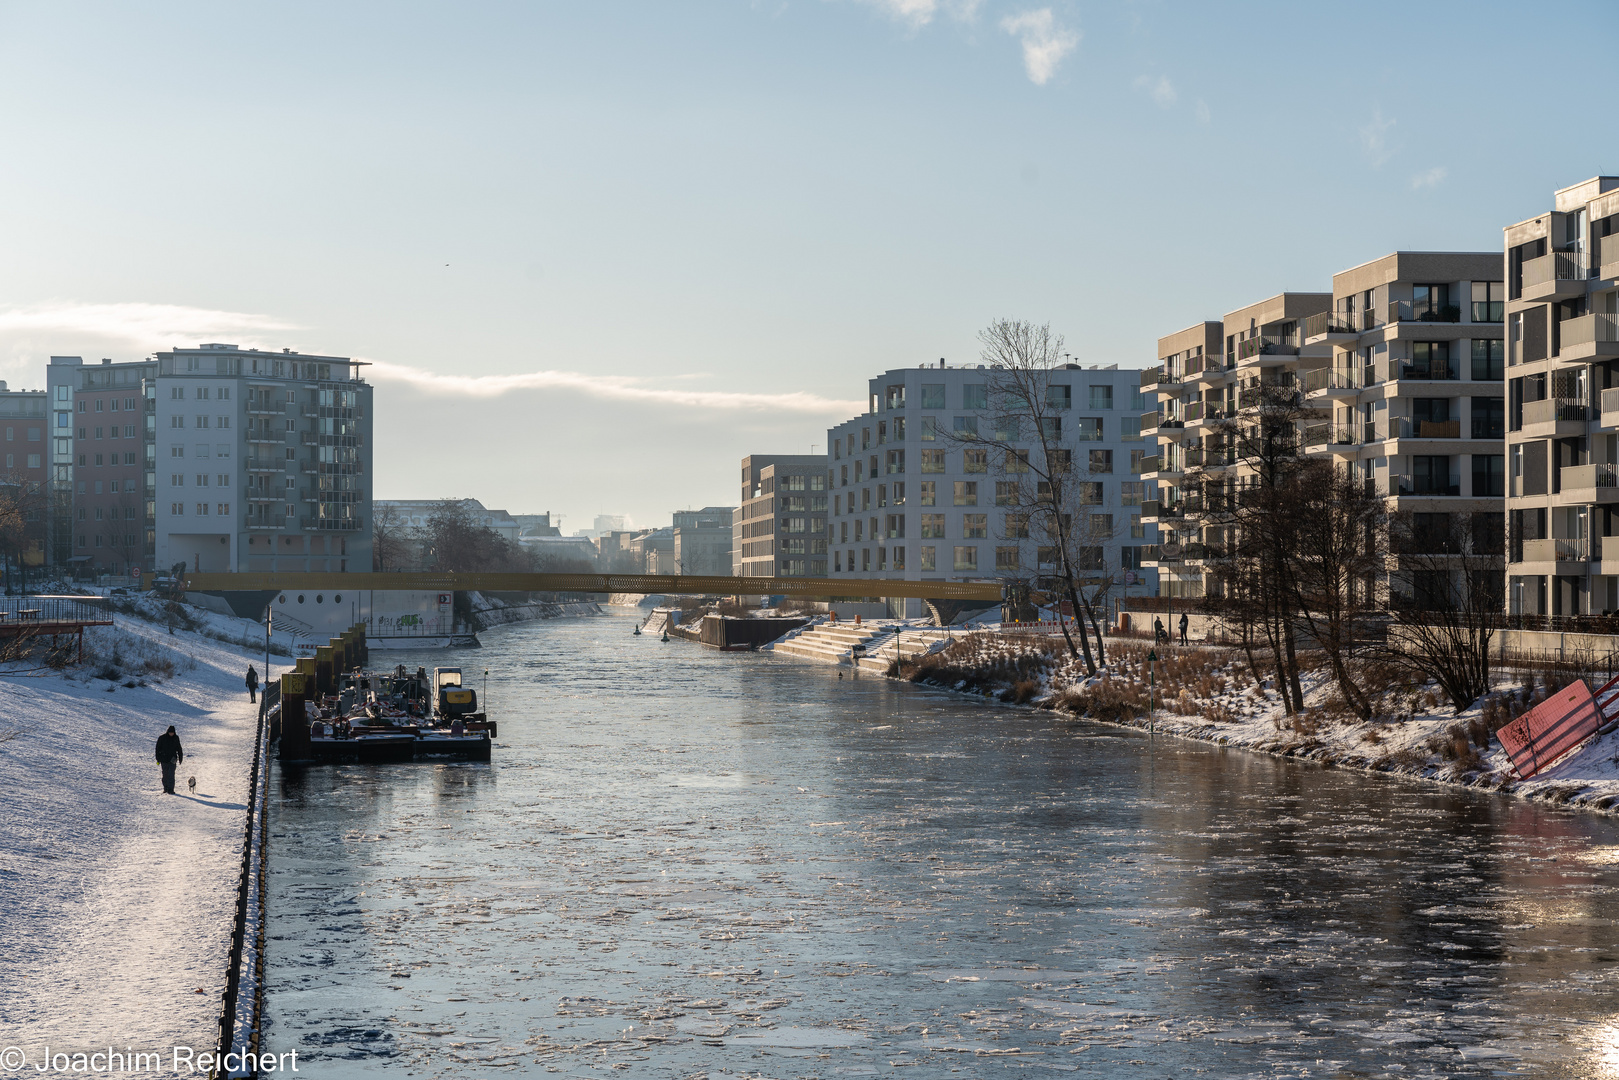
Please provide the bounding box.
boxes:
[216,678,273,1076]
[0,594,109,623]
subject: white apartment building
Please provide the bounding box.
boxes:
[1504,176,1619,616]
[153,344,372,574]
[827,363,1159,617]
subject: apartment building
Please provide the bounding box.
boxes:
[0,380,48,568]
[670,506,736,576]
[1145,253,1505,601]
[735,454,828,578]
[69,358,159,576]
[827,363,1159,617]
[1504,176,1619,616]
[154,344,372,574]
[1143,294,1330,599]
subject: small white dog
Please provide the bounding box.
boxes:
[187,776,196,795]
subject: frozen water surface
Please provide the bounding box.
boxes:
[261,610,1619,1077]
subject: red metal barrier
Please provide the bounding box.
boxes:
[1498,680,1604,779]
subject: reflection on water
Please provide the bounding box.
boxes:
[261,609,1619,1077]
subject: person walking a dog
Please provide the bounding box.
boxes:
[155,725,184,795]
[245,665,259,703]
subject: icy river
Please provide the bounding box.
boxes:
[261,608,1619,1078]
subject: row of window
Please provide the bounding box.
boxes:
[78,479,145,495]
[835,415,1142,456]
[78,424,144,439]
[836,511,1124,543]
[4,453,42,469]
[78,506,141,521]
[833,544,1148,573]
[877,383,1149,412]
[168,473,234,488]
[167,502,234,516]
[80,396,145,412]
[167,386,234,401]
[2,426,42,441]
[834,479,1148,512]
[78,533,145,548]
[78,452,143,467]
[168,415,233,429]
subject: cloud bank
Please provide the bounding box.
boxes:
[0,301,297,345]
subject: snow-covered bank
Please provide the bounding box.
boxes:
[0,606,272,1067]
[466,591,602,632]
[891,633,1619,816]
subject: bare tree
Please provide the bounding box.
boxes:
[372,502,409,571]
[1379,510,1504,712]
[961,320,1107,674]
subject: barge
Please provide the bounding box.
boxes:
[275,656,495,763]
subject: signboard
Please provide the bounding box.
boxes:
[1497,679,1602,779]
[438,593,452,605]
[1123,570,1138,585]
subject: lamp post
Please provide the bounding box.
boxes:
[1160,540,1183,647]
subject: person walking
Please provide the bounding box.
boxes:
[1154,616,1167,645]
[1179,612,1189,647]
[246,665,259,703]
[155,725,184,795]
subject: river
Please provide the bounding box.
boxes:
[261,608,1619,1078]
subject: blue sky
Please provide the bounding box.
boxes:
[0,1,1611,530]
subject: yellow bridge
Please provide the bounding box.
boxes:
[179,572,1005,603]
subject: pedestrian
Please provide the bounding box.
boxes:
[1154,616,1167,644]
[155,725,184,795]
[1179,613,1189,647]
[245,665,259,703]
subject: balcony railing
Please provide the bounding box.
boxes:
[1399,360,1458,380]
[1142,410,1165,430]
[246,403,284,417]
[1236,336,1298,360]
[1522,537,1588,563]
[301,517,363,532]
[1237,383,1301,408]
[1183,401,1204,423]
[1137,454,1161,474]
[1387,418,1461,439]
[1302,367,1361,393]
[1560,312,1619,351]
[1470,417,1505,439]
[1521,397,1590,426]
[1395,479,1461,497]
[1522,250,1589,291]
[1603,386,1619,419]
[1304,311,1360,338]
[1561,463,1619,491]
[1303,422,1360,447]
[1140,366,1166,389]
[1388,300,1462,324]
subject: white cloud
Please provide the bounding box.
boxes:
[1360,109,1396,167]
[1133,74,1176,108]
[1000,8,1078,85]
[1410,166,1447,190]
[858,0,981,27]
[1194,99,1211,124]
[0,301,297,347]
[367,360,864,415]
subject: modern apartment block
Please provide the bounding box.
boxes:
[70,357,159,576]
[670,506,736,576]
[1504,176,1619,616]
[0,379,49,567]
[154,344,372,574]
[827,363,1159,617]
[736,454,828,578]
[1145,253,1506,601]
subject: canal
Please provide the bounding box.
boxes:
[262,608,1619,1077]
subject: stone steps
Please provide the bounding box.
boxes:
[770,622,887,665]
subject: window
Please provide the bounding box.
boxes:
[919,481,936,506]
[860,548,870,571]
[920,416,937,441]
[962,384,987,410]
[921,449,946,473]
[993,415,1021,441]
[1412,283,1456,321]
[893,482,905,505]
[1048,448,1072,474]
[1472,454,1504,497]
[1005,512,1029,538]
[1408,341,1455,379]
[953,546,978,571]
[921,384,945,409]
[1075,417,1103,441]
[1471,281,1504,323]
[1121,481,1145,506]
[1471,339,1504,382]
[1089,449,1113,473]
[171,445,184,457]
[171,502,183,515]
[920,513,945,538]
[1120,415,1142,441]
[885,384,905,410]
[860,488,871,511]
[1088,514,1113,538]
[170,415,184,428]
[1411,455,1454,495]
[886,449,905,474]
[840,465,848,486]
[877,420,887,444]
[953,415,979,436]
[876,485,887,508]
[1079,482,1104,505]
[1471,396,1504,439]
[885,514,905,538]
[920,545,936,570]
[1130,514,1145,539]
[995,481,1020,506]
[962,514,987,538]
[963,449,987,473]
[996,547,1021,571]
[893,546,905,570]
[171,473,184,486]
[1046,384,1071,410]
[1130,449,1146,473]
[1004,449,1029,474]
[1088,385,1114,410]
[854,459,864,482]
[196,386,210,400]
[861,428,871,450]
[217,416,230,429]
[953,481,978,506]
[1076,546,1105,569]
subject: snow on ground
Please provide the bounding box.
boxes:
[0,600,272,1067]
[893,630,1619,817]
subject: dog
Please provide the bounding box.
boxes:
[187,776,196,795]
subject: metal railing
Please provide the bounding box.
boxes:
[1470,417,1505,439]
[1304,311,1360,338]
[1560,312,1619,351]
[1388,300,1462,324]
[1521,397,1590,426]
[1560,462,1619,490]
[1303,422,1359,447]
[1522,537,1589,562]
[1236,336,1298,360]
[299,517,363,532]
[1385,418,1461,439]
[1522,250,1589,291]
[0,594,109,622]
[1399,360,1458,380]
[1139,366,1164,388]
[1395,479,1461,497]
[1603,386,1619,418]
[1302,367,1361,393]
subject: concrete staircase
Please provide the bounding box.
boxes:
[853,628,959,674]
[769,622,887,666]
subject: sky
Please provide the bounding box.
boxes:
[0,1,1612,532]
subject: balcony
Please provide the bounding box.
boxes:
[1142,410,1170,432]
[245,460,283,473]
[1237,383,1301,408]
[1387,300,1461,324]
[304,488,360,503]
[1303,422,1360,449]
[1603,386,1619,427]
[1558,312,1619,361]
[301,517,363,532]
[1520,250,1589,303]
[1236,336,1299,362]
[1559,463,1619,503]
[244,515,281,531]
[1394,479,1462,497]
[1303,311,1360,343]
[246,433,284,445]
[1398,360,1458,381]
[1521,396,1590,435]
[1386,418,1461,440]
[1301,367,1361,397]
[246,403,284,417]
[1137,454,1160,475]
[1470,417,1505,439]
[1521,537,1588,564]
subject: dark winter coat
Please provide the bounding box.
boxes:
[245,667,259,689]
[155,731,184,765]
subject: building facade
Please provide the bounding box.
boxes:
[827,363,1159,615]
[1505,177,1619,616]
[670,506,735,576]
[70,358,158,576]
[0,379,49,570]
[736,455,828,578]
[154,344,372,574]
